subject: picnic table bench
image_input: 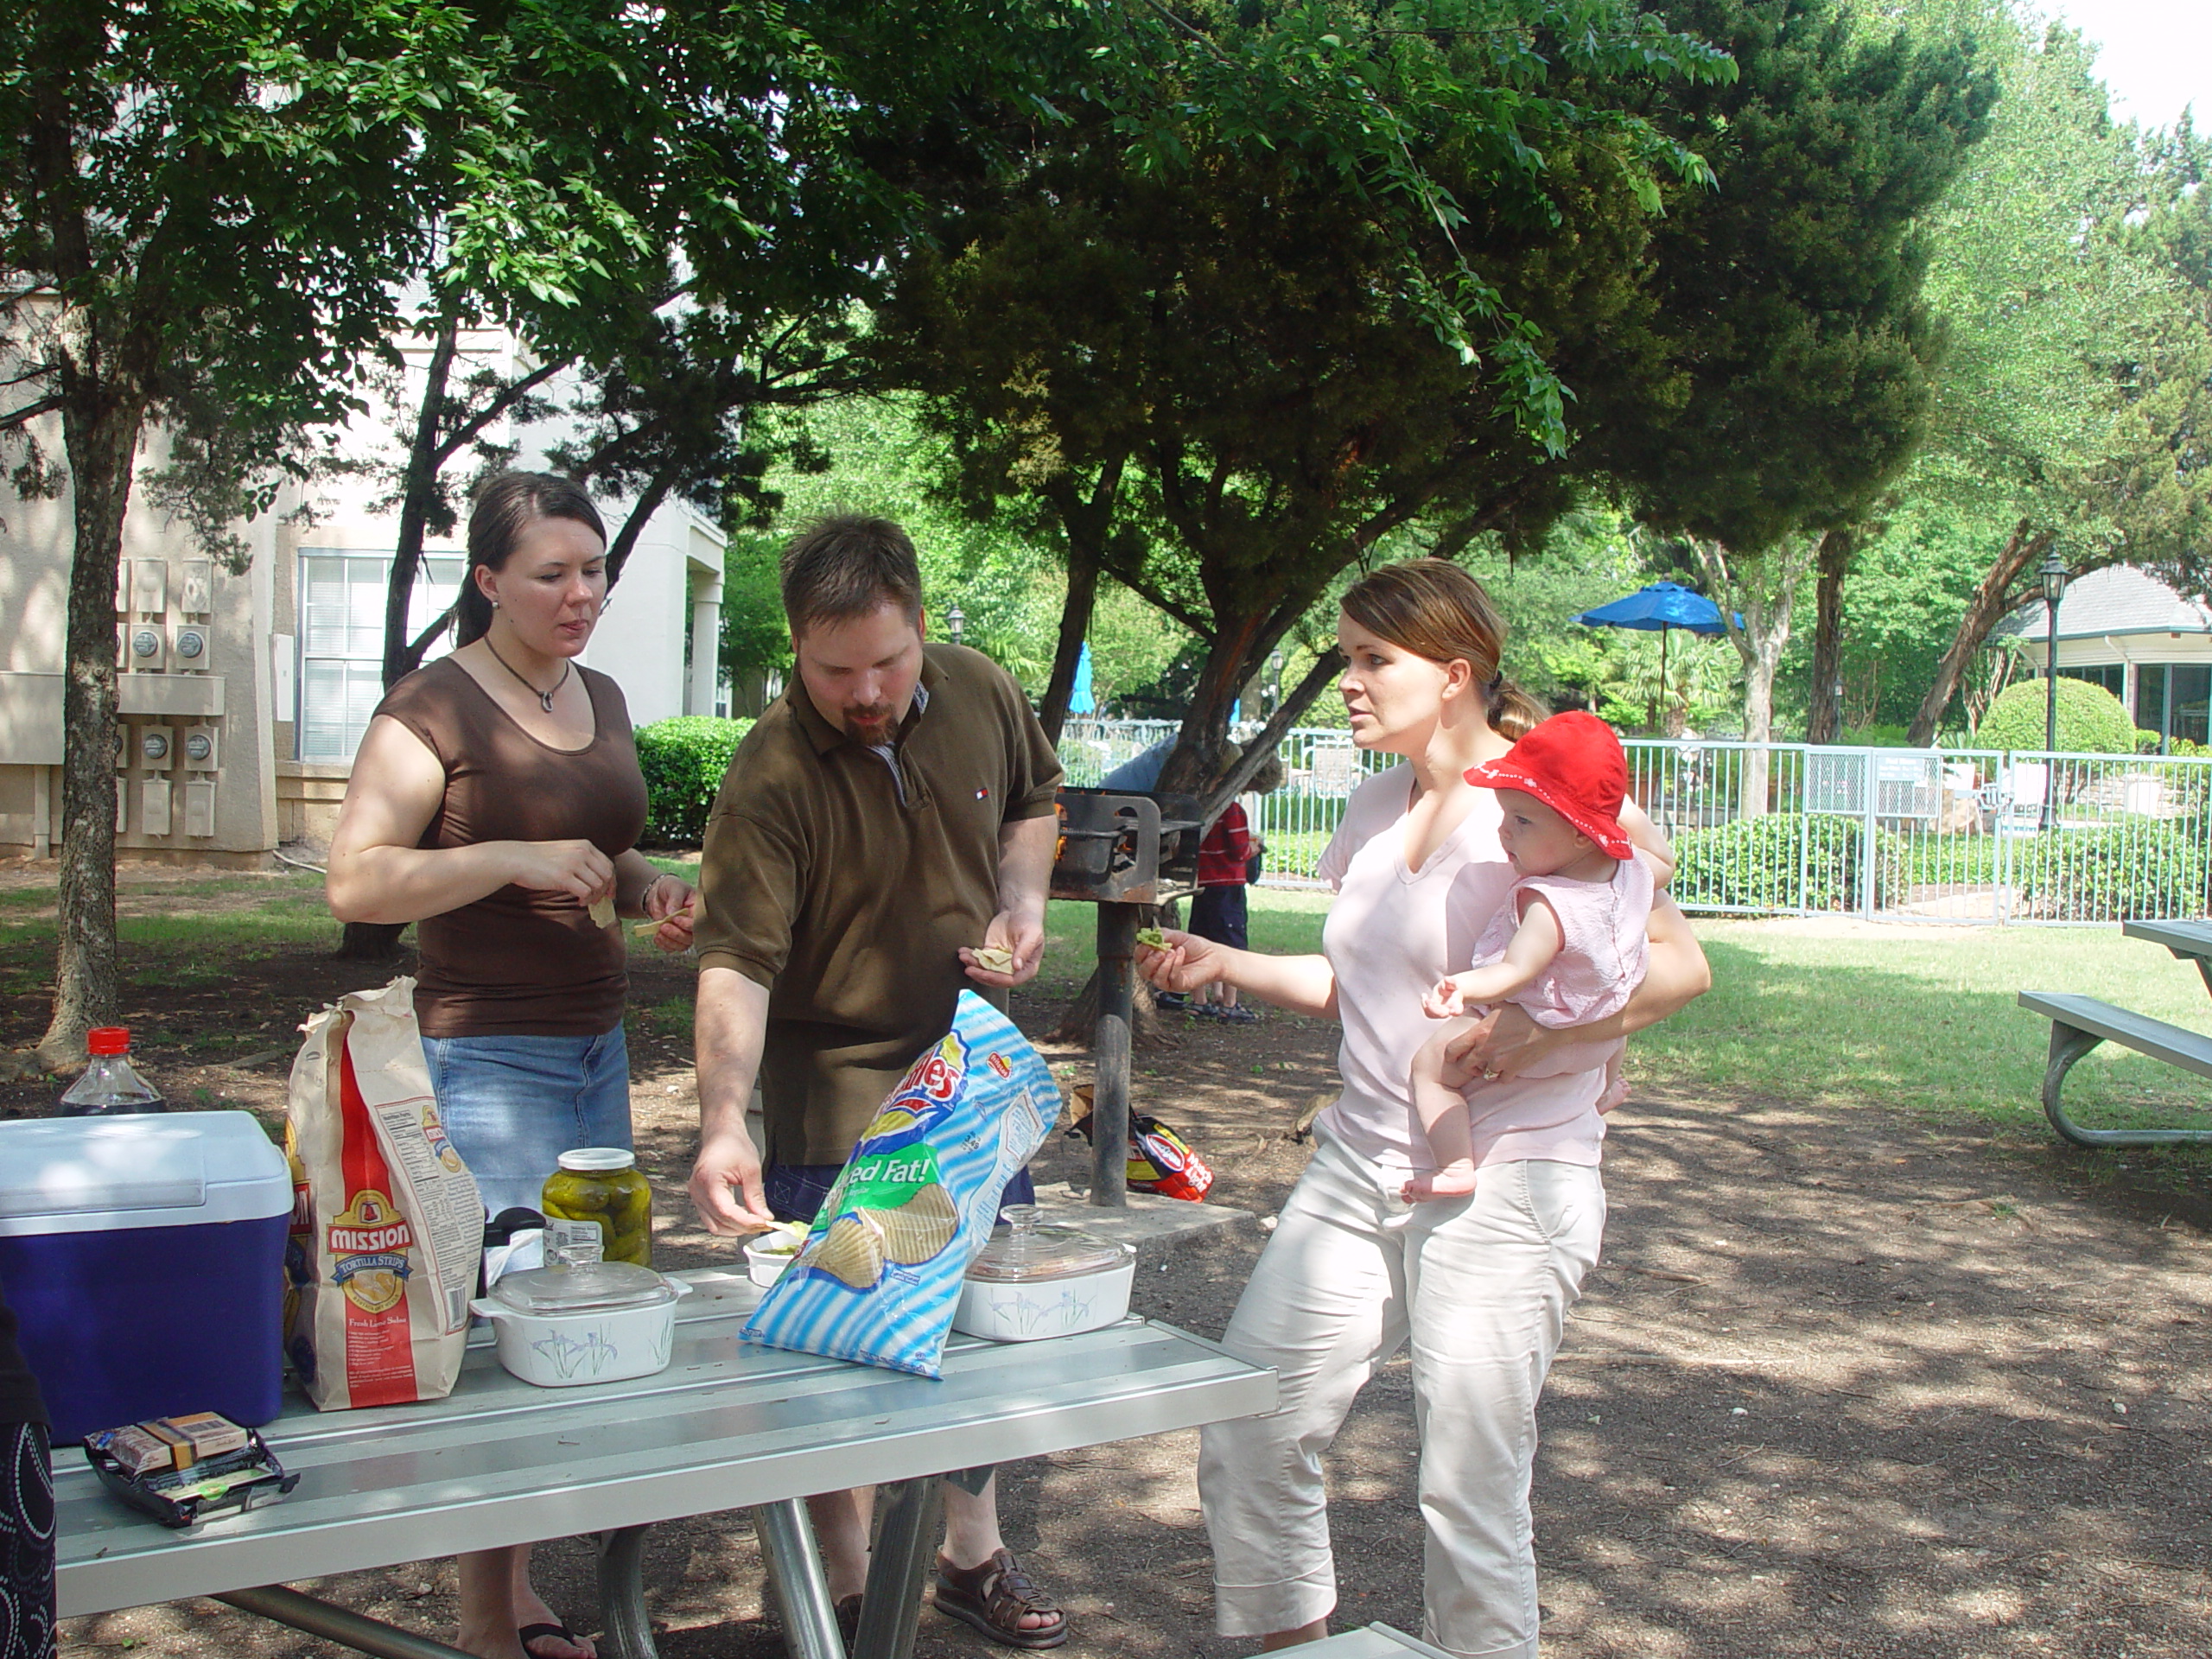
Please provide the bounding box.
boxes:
[2018,918,2212,1147]
[57,1269,1276,1659]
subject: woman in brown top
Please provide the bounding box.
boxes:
[327,472,696,1659]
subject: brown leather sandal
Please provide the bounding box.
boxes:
[932,1549,1069,1649]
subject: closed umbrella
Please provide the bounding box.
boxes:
[1573,582,1737,731]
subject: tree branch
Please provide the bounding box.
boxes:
[0,394,63,429]
[432,354,569,469]
[1100,557,1210,636]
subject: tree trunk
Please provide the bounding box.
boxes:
[1806,528,1853,745]
[38,381,143,1065]
[1037,540,1098,745]
[604,465,675,593]
[380,316,460,688]
[1905,519,2051,748]
[1694,534,1815,821]
[1037,465,1122,744]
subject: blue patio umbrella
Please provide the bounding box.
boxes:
[1573,582,1738,728]
[1069,639,1096,715]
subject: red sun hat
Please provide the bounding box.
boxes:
[1464,710,1633,859]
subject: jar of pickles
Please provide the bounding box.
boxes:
[540,1147,653,1268]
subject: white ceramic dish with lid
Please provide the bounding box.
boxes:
[469,1259,691,1387]
[951,1204,1135,1341]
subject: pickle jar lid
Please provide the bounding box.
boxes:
[490,1259,675,1315]
[556,1147,637,1173]
[963,1204,1132,1284]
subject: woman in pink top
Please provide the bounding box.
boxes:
[1138,561,1709,1659]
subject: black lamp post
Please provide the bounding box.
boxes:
[2039,550,2068,831]
[946,602,964,647]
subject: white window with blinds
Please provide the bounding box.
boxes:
[296,551,465,761]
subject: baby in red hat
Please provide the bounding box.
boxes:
[1404,710,1653,1202]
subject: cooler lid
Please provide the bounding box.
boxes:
[489,1260,677,1315]
[0,1112,291,1236]
[963,1204,1132,1283]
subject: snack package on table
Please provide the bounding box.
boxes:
[285,977,485,1409]
[741,991,1058,1377]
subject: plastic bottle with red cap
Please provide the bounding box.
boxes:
[58,1027,167,1116]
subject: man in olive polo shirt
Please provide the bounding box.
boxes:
[688,513,1068,1648]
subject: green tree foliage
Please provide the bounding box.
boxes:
[0,0,520,1057]
[1585,0,1996,800]
[1883,6,2212,742]
[1975,676,2136,755]
[733,396,1074,691]
[877,0,1735,801]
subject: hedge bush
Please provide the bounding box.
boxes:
[635,715,753,845]
[1671,813,1901,912]
[2010,821,2210,919]
[1976,677,2137,756]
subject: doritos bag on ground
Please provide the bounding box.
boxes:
[1066,1088,1215,1202]
[285,979,484,1410]
[742,991,1057,1377]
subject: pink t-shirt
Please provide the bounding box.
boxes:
[1470,857,1653,1029]
[1313,765,1609,1174]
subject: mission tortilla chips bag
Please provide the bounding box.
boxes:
[742,991,1058,1377]
[284,978,484,1410]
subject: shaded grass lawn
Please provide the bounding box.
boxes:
[1224,892,2212,1189]
[12,867,2212,1187]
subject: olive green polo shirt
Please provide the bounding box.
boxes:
[695,642,1064,1164]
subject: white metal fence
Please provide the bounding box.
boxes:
[1055,721,2212,924]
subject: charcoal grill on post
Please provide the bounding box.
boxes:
[1050,788,1202,1206]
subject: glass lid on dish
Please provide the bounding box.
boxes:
[964,1204,1133,1283]
[489,1259,677,1315]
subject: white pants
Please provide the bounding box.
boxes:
[1199,1137,1605,1659]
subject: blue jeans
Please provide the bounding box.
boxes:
[766,1161,1036,1225]
[421,1027,632,1219]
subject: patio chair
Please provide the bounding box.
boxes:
[1308,744,1361,796]
[1979,761,2048,833]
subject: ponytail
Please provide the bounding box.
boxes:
[1485,677,1548,742]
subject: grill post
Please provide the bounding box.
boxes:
[1091,901,1136,1208]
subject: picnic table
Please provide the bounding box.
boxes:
[2017,918,2212,1147]
[57,1270,1276,1659]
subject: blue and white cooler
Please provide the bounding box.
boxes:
[0,1110,291,1442]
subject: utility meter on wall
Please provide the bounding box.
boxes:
[140,727,175,771]
[127,626,166,671]
[131,561,166,615]
[182,728,218,769]
[173,626,210,668]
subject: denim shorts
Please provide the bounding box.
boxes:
[766,1160,1036,1225]
[421,1027,632,1219]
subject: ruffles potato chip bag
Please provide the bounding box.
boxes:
[741,991,1057,1376]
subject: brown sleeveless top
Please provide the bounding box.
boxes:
[373,657,650,1038]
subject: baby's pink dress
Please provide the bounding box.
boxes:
[1467,853,1655,1039]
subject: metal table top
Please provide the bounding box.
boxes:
[57,1274,1275,1618]
[2121,918,2212,961]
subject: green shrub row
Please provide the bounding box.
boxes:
[2009,822,2211,919]
[1671,814,1903,913]
[634,716,753,846]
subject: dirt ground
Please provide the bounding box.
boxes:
[10,901,2212,1659]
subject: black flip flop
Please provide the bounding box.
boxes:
[519,1623,590,1659]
